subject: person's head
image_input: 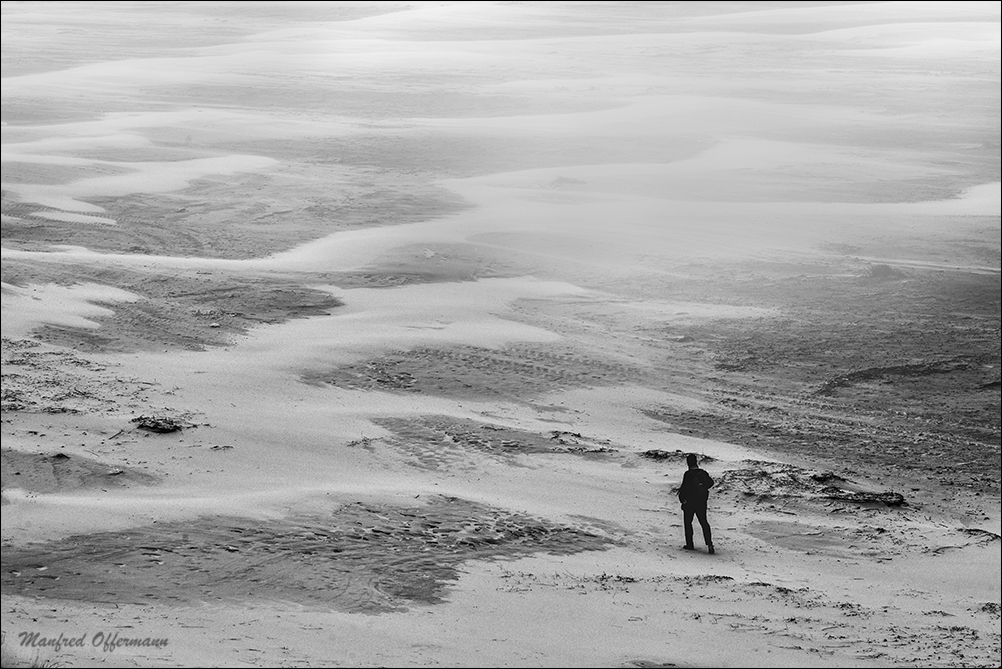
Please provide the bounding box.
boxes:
[686,453,698,469]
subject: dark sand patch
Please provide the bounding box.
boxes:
[327,242,533,288]
[1,167,467,260]
[303,343,644,400]
[1,496,616,613]
[0,162,137,186]
[1,448,155,495]
[1,261,343,353]
[367,415,618,470]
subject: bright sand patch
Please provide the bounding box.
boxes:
[0,282,138,339]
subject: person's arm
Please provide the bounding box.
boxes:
[705,471,714,489]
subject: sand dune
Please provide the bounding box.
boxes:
[2,1,999,668]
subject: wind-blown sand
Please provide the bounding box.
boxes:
[1,2,1000,668]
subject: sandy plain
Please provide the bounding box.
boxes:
[1,2,1000,667]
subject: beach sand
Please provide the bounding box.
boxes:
[2,2,1000,667]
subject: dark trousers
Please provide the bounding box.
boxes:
[684,504,712,547]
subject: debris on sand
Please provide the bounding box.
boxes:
[549,430,587,442]
[977,602,1001,617]
[546,431,617,454]
[820,489,906,507]
[550,445,618,455]
[811,471,848,485]
[959,527,1001,542]
[131,414,188,433]
[639,449,683,461]
[720,461,907,507]
[639,449,714,463]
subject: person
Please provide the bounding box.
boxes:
[677,453,714,554]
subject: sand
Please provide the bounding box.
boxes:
[1,2,1000,668]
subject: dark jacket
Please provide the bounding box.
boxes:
[678,468,714,507]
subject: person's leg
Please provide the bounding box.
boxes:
[683,507,695,548]
[695,506,713,549]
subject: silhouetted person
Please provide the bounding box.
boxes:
[678,453,714,554]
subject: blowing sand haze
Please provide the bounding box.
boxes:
[1,2,1000,667]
